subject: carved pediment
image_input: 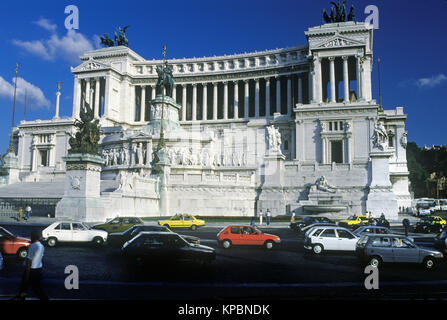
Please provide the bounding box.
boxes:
[71,58,110,73]
[315,35,364,49]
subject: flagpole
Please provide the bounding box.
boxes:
[377,58,383,112]
[159,45,166,149]
[7,63,19,153]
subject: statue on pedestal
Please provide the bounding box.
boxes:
[68,101,100,155]
[267,125,282,154]
[315,176,336,193]
[156,62,174,97]
[372,121,388,150]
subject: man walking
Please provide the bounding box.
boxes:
[14,230,48,300]
[266,209,271,226]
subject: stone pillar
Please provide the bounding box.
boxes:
[297,75,303,104]
[182,85,187,121]
[172,85,177,103]
[265,78,271,117]
[192,84,197,121]
[223,81,228,120]
[276,77,281,113]
[356,56,363,101]
[342,56,350,103]
[156,148,171,216]
[95,78,100,118]
[146,140,152,166]
[103,76,110,118]
[55,154,106,222]
[202,83,207,120]
[141,86,146,122]
[287,76,292,116]
[254,79,260,118]
[73,77,81,119]
[54,91,61,119]
[233,81,239,119]
[329,57,336,103]
[244,80,249,119]
[316,57,323,104]
[213,82,218,120]
[85,79,91,107]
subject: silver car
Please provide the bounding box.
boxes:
[356,234,443,270]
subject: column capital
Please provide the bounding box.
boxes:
[192,83,198,87]
[265,77,271,84]
[342,55,349,61]
[243,79,250,84]
[328,56,335,61]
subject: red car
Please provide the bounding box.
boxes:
[0,226,31,259]
[217,225,281,250]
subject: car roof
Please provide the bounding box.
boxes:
[361,233,408,238]
[311,225,349,230]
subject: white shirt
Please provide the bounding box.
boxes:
[26,241,44,269]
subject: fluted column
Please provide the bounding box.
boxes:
[192,84,197,121]
[141,86,146,122]
[233,81,239,119]
[329,57,336,103]
[73,77,81,118]
[244,80,249,119]
[95,78,100,118]
[356,56,363,101]
[342,56,350,103]
[151,85,156,100]
[85,79,91,107]
[265,78,271,117]
[255,79,260,118]
[182,85,187,121]
[223,81,228,120]
[213,82,218,120]
[202,83,207,120]
[172,85,177,103]
[297,75,303,104]
[276,77,281,113]
[287,76,292,116]
[316,57,323,104]
[103,76,110,118]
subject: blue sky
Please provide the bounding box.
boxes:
[0,0,445,153]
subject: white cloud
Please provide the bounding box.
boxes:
[399,74,447,89]
[416,74,447,88]
[0,76,50,109]
[33,18,57,33]
[13,29,95,64]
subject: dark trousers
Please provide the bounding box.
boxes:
[19,268,48,300]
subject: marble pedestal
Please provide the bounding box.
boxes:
[366,151,398,220]
[0,151,20,186]
[55,153,106,222]
[258,152,286,216]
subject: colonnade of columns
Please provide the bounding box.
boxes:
[74,77,106,119]
[133,74,306,122]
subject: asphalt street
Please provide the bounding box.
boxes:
[1,222,447,300]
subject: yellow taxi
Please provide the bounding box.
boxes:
[158,214,205,231]
[422,216,446,226]
[337,215,370,229]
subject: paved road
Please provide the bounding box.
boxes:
[1,223,446,300]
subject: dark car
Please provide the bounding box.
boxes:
[372,217,390,228]
[108,225,200,248]
[122,232,215,265]
[410,221,443,234]
[290,216,334,232]
[356,234,443,270]
[353,226,392,237]
[434,229,447,253]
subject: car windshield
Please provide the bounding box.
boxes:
[0,227,14,238]
[358,235,369,246]
[347,216,356,220]
[123,226,137,236]
[170,215,181,220]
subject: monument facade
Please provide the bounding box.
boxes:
[0,15,412,221]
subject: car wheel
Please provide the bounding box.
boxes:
[423,257,436,270]
[93,237,104,246]
[190,225,197,231]
[222,240,231,249]
[265,240,274,250]
[17,247,28,259]
[47,237,57,247]
[368,256,381,268]
[313,244,323,254]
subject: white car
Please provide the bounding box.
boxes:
[42,221,108,247]
[304,226,358,254]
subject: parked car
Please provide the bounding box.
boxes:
[303,226,358,254]
[434,229,447,253]
[353,226,392,237]
[42,221,108,247]
[92,216,144,233]
[420,216,446,226]
[158,214,205,231]
[217,225,281,249]
[373,217,390,228]
[338,215,370,229]
[122,232,215,265]
[410,221,443,234]
[108,225,200,248]
[290,216,334,232]
[356,234,443,270]
[301,223,338,235]
[0,226,31,259]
